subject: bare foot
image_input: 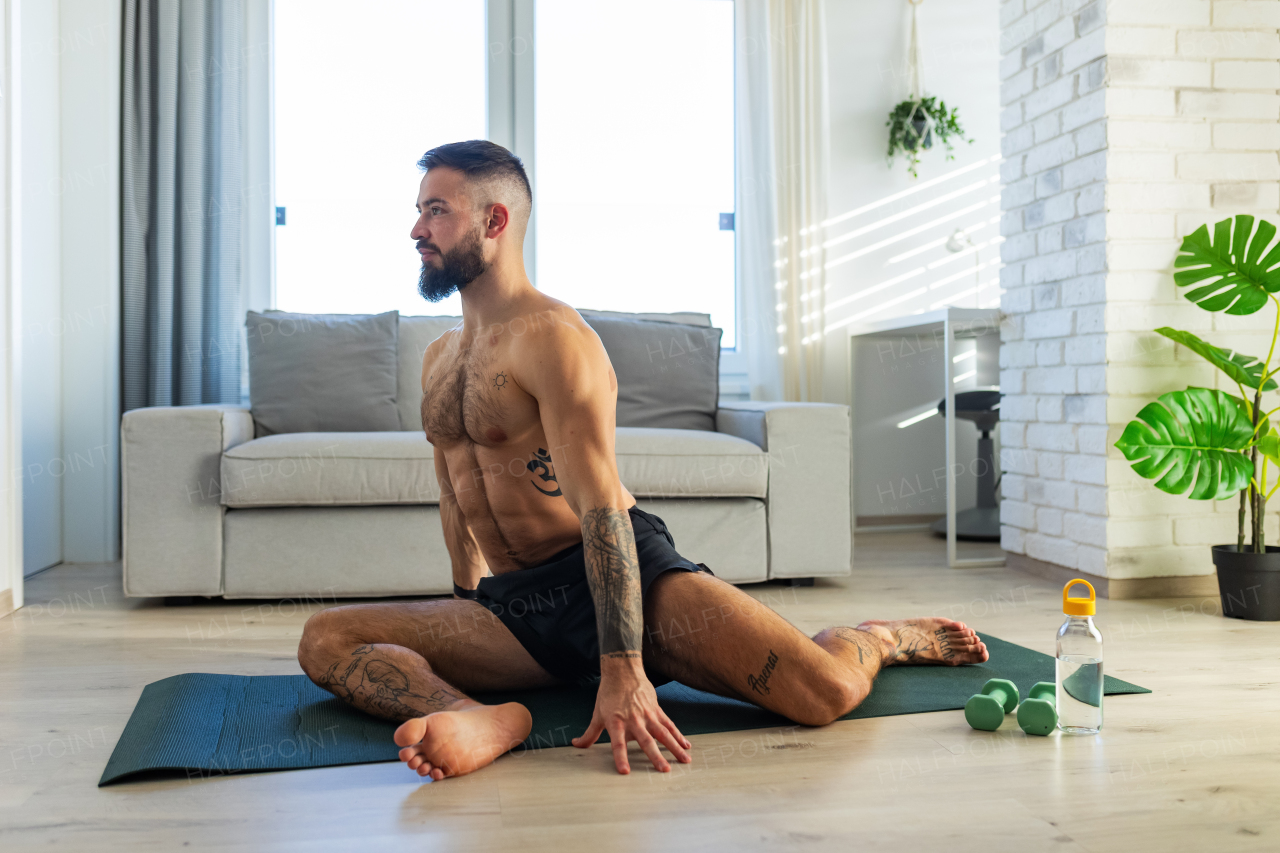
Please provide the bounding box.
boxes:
[394,702,532,781]
[855,618,988,666]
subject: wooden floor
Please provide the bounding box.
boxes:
[1,531,1277,852]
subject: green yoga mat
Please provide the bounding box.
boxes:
[99,635,1148,786]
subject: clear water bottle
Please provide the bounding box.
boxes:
[1056,579,1103,734]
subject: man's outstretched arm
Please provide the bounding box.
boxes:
[516,316,691,774]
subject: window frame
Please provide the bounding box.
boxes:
[255,0,743,376]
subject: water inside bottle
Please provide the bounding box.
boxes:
[1056,654,1103,733]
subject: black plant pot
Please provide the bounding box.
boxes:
[908,115,933,151]
[1211,545,1280,621]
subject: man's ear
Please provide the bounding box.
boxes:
[485,203,511,239]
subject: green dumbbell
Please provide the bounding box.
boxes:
[964,678,1019,731]
[1017,681,1058,736]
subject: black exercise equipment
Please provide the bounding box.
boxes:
[931,388,1002,542]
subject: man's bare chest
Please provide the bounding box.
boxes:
[422,350,529,447]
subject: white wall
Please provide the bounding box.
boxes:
[58,0,120,563]
[19,0,61,574]
[999,0,1280,580]
[2,0,24,613]
[823,0,1003,520]
[996,0,1111,572]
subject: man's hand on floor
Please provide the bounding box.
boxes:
[571,655,692,774]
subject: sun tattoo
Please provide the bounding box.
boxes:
[492,371,508,390]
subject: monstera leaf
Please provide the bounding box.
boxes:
[1115,387,1255,500]
[1259,432,1280,469]
[1174,215,1280,315]
[1155,327,1278,391]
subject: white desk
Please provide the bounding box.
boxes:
[848,308,1005,568]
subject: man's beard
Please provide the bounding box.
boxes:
[418,229,488,303]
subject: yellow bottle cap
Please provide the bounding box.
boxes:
[1063,578,1096,616]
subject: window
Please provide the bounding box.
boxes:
[271,0,738,347]
[534,0,737,346]
[273,0,486,316]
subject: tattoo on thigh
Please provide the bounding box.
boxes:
[746,650,779,695]
[317,644,462,721]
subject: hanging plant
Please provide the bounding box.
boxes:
[886,0,973,178]
[886,97,970,178]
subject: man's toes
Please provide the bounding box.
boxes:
[395,717,427,748]
[417,761,434,777]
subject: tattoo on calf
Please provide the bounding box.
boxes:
[747,650,779,695]
[582,507,643,655]
[526,447,563,496]
[317,644,463,721]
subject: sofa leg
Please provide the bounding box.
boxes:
[773,577,815,588]
[163,596,205,606]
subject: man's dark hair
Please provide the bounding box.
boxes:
[417,140,532,206]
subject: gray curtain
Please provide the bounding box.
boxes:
[122,0,244,410]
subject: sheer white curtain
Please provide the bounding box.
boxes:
[736,0,830,402]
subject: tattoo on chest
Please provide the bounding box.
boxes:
[526,447,563,496]
[747,650,779,695]
[492,371,507,390]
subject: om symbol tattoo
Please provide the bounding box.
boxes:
[526,447,563,496]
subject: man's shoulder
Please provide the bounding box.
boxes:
[510,299,600,351]
[508,299,613,391]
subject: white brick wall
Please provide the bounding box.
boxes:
[1000,0,1112,572]
[999,0,1280,579]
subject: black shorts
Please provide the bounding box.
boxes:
[472,505,713,686]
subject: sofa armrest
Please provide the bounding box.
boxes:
[121,405,255,597]
[716,402,851,578]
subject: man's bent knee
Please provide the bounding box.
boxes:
[297,607,358,680]
[782,671,868,727]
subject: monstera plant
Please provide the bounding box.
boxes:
[1115,215,1280,621]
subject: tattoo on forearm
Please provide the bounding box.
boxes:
[582,507,643,655]
[316,644,463,721]
[747,650,779,695]
[526,447,563,496]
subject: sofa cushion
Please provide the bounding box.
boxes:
[578,308,712,327]
[616,428,766,499]
[220,426,764,508]
[396,311,721,434]
[584,316,722,431]
[247,310,402,436]
[221,431,437,508]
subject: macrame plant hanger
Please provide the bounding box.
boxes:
[905,0,933,152]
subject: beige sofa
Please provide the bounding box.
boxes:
[120,312,852,599]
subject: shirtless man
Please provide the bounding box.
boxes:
[296,140,989,780]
